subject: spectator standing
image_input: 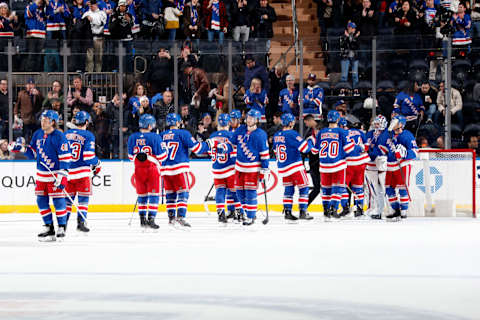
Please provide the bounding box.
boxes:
[178,45,199,71]
[313,0,333,38]
[203,0,228,44]
[83,0,107,72]
[244,54,269,94]
[278,74,299,116]
[67,76,94,112]
[102,0,116,37]
[0,79,8,139]
[43,80,64,110]
[436,81,464,128]
[268,63,287,120]
[14,78,43,142]
[418,81,437,123]
[353,0,377,62]
[127,0,141,35]
[46,0,69,40]
[244,77,268,123]
[101,0,116,71]
[231,0,252,42]
[472,0,480,39]
[69,0,89,71]
[183,0,202,46]
[91,102,111,158]
[140,0,163,40]
[340,22,360,90]
[146,47,173,95]
[301,73,324,120]
[182,61,210,121]
[109,0,134,70]
[303,114,321,206]
[152,89,175,130]
[394,1,417,37]
[253,0,276,51]
[164,0,183,40]
[266,111,282,145]
[451,3,472,47]
[25,0,47,71]
[0,3,17,71]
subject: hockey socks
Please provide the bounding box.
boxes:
[215,187,226,212]
[386,187,400,211]
[166,191,177,217]
[77,196,89,222]
[298,187,309,212]
[176,191,189,217]
[283,185,294,211]
[37,196,53,225]
[398,187,409,211]
[138,195,148,218]
[321,187,331,212]
[244,189,257,219]
[147,194,159,218]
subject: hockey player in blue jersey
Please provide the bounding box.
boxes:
[273,113,313,221]
[339,117,370,218]
[206,113,240,223]
[311,110,357,220]
[64,111,101,232]
[127,114,168,229]
[225,109,243,220]
[231,109,270,225]
[365,114,390,219]
[384,114,419,221]
[8,110,71,241]
[161,113,209,227]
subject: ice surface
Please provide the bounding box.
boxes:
[0,212,479,320]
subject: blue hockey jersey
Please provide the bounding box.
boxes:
[100,0,116,35]
[311,127,355,173]
[301,85,323,120]
[244,89,268,123]
[365,129,389,170]
[65,129,99,180]
[127,131,167,169]
[393,92,424,121]
[278,88,299,116]
[384,129,419,171]
[161,129,208,176]
[25,3,47,39]
[273,129,312,177]
[345,128,370,166]
[46,0,70,31]
[231,125,269,173]
[0,16,15,37]
[208,130,236,179]
[25,129,71,182]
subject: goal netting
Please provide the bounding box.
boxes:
[409,149,478,218]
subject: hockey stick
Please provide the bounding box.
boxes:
[203,182,214,215]
[128,198,138,226]
[262,179,269,225]
[39,162,87,223]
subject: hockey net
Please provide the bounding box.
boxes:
[411,149,477,218]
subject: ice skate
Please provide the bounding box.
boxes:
[324,207,332,222]
[354,206,365,219]
[176,217,191,228]
[331,207,342,220]
[38,224,56,242]
[243,217,255,226]
[386,208,401,222]
[140,215,147,228]
[217,209,227,223]
[401,210,407,220]
[56,225,66,241]
[299,210,314,220]
[146,216,160,229]
[284,209,298,222]
[77,218,90,233]
[235,210,245,224]
[226,210,235,220]
[339,205,350,218]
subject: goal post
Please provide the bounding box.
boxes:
[412,149,477,218]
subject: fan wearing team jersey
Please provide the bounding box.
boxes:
[273,113,314,221]
[8,110,72,241]
[338,117,370,218]
[384,114,419,221]
[311,110,359,221]
[161,113,209,228]
[64,111,101,232]
[206,113,240,223]
[231,109,270,226]
[127,114,168,229]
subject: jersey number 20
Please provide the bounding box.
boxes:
[319,141,339,158]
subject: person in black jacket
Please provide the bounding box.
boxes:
[146,47,173,95]
[340,22,360,89]
[231,0,252,42]
[253,0,277,51]
[353,0,377,63]
[303,114,322,206]
[109,0,134,71]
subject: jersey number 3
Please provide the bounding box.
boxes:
[70,142,82,161]
[319,141,339,158]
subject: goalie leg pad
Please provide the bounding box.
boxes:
[52,197,67,226]
[37,195,53,225]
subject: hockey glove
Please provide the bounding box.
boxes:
[91,160,102,176]
[259,168,270,182]
[395,145,407,160]
[375,156,388,172]
[7,137,26,153]
[54,170,68,190]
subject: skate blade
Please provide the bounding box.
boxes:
[38,235,56,242]
[386,217,401,222]
[56,236,65,242]
[284,220,299,224]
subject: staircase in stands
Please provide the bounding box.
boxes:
[270,0,326,80]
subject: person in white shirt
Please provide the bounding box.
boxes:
[82,0,107,72]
